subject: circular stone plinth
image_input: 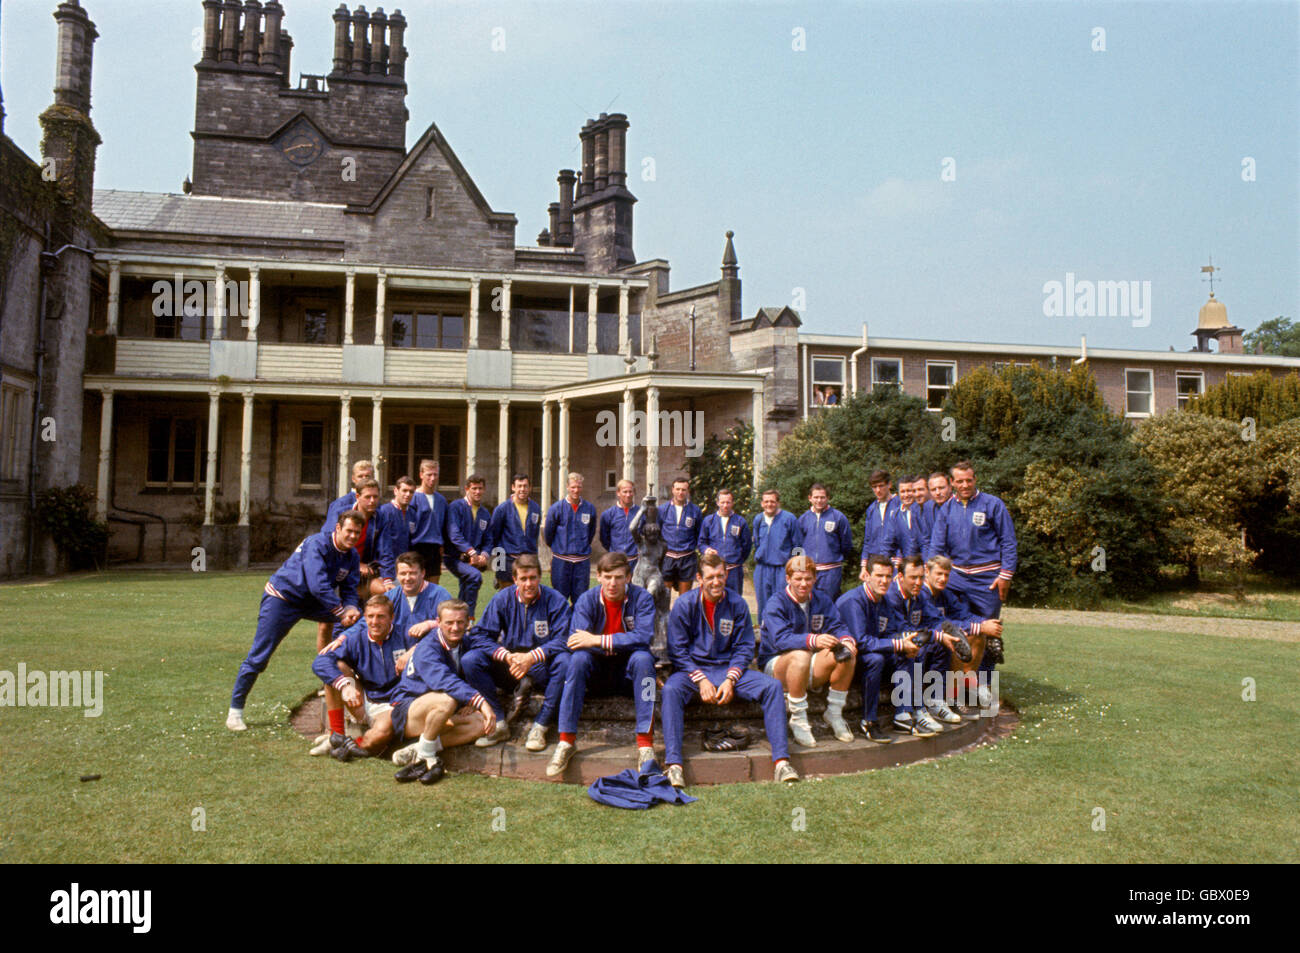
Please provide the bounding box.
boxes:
[291,694,1017,785]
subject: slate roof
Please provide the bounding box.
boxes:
[93,189,349,242]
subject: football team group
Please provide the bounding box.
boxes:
[225,457,1016,788]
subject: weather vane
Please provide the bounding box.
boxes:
[1200,257,1221,295]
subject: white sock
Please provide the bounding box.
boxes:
[787,694,809,724]
[227,707,243,719]
[826,689,848,717]
[416,736,442,763]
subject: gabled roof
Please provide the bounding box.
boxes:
[733,306,803,332]
[93,189,349,242]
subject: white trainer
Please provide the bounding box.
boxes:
[391,742,420,767]
[927,702,963,725]
[225,708,247,732]
[309,734,333,756]
[665,764,685,788]
[789,716,817,748]
[475,722,510,747]
[524,722,548,752]
[546,741,575,777]
[822,709,854,743]
[637,746,657,771]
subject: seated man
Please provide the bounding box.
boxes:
[757,555,857,747]
[836,556,922,743]
[389,600,499,785]
[227,510,363,731]
[444,474,493,618]
[461,554,572,752]
[697,488,753,596]
[549,552,657,777]
[311,595,414,761]
[315,477,385,678]
[661,554,798,787]
[921,554,1002,716]
[884,555,967,735]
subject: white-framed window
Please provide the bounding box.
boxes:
[390,311,465,349]
[1125,368,1154,417]
[1,382,31,481]
[146,417,220,489]
[811,355,845,408]
[387,422,461,488]
[926,361,957,410]
[605,469,619,491]
[1176,371,1204,411]
[871,358,902,392]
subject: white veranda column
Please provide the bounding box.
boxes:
[468,277,480,349]
[96,388,113,521]
[247,265,261,342]
[645,385,660,498]
[558,398,571,497]
[204,388,220,525]
[371,395,384,487]
[239,391,254,526]
[338,392,352,496]
[751,387,765,494]
[373,270,387,346]
[106,260,121,335]
[497,398,511,502]
[541,400,554,512]
[621,387,635,483]
[344,268,356,345]
[586,283,599,354]
[500,278,512,351]
[465,397,479,482]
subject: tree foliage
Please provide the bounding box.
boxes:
[35,485,109,571]
[687,421,757,516]
[1190,370,1300,429]
[1243,316,1300,357]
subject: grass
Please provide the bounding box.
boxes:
[1,570,1296,863]
[1104,586,1300,623]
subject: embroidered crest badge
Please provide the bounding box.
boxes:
[972,511,986,527]
[718,618,733,637]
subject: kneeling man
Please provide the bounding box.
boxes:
[662,554,797,786]
[757,555,856,747]
[461,554,572,752]
[389,600,498,785]
[549,552,656,777]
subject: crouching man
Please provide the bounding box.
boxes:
[461,554,572,752]
[757,555,857,747]
[389,600,498,785]
[661,554,798,787]
[311,595,414,762]
[549,552,657,778]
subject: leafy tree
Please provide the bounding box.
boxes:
[1242,417,1300,578]
[1190,371,1300,429]
[1243,316,1300,357]
[35,485,108,571]
[687,421,757,516]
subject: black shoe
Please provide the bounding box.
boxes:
[329,731,348,749]
[941,621,973,663]
[986,636,1005,664]
[394,759,430,783]
[331,736,370,762]
[418,756,446,785]
[832,640,854,663]
[507,675,534,725]
[859,720,893,744]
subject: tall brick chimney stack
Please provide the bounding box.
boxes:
[41,0,101,209]
[605,113,629,188]
[240,0,262,66]
[351,6,370,74]
[388,10,407,78]
[219,0,241,62]
[556,169,576,246]
[593,114,609,191]
[570,114,636,271]
[202,0,222,61]
[260,0,283,69]
[332,4,352,72]
[578,120,595,198]
[369,8,388,76]
[720,231,742,324]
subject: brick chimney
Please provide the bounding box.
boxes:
[40,0,101,208]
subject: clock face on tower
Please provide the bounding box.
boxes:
[276,118,325,167]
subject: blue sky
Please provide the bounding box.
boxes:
[3,0,1296,349]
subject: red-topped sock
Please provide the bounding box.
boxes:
[328,708,344,735]
[560,732,576,745]
[636,732,653,749]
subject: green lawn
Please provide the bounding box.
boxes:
[1,570,1295,863]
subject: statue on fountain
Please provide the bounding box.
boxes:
[628,493,670,667]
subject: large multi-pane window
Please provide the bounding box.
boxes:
[1126,369,1154,417]
[926,361,956,410]
[871,358,901,392]
[391,312,465,349]
[811,356,845,408]
[1176,372,1204,411]
[388,422,461,487]
[146,417,218,488]
[299,421,324,490]
[1,383,30,481]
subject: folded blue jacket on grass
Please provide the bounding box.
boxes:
[587,760,699,809]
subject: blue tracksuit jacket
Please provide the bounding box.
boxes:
[885,503,922,561]
[311,618,414,703]
[490,499,542,556]
[929,490,1018,580]
[375,501,416,578]
[795,507,854,569]
[752,509,803,566]
[883,576,942,636]
[321,490,357,534]
[657,500,703,556]
[410,489,448,546]
[264,531,362,621]
[545,499,599,557]
[470,584,572,665]
[445,498,493,560]
[698,512,753,566]
[386,580,453,639]
[666,588,755,685]
[571,584,655,654]
[860,496,901,560]
[835,584,910,655]
[599,504,642,558]
[393,629,499,709]
[757,587,850,667]
[920,581,991,634]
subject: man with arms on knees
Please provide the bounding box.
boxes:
[549,552,657,777]
[752,489,803,624]
[885,554,966,735]
[390,600,499,785]
[921,554,1002,717]
[697,488,753,596]
[409,459,448,584]
[311,595,414,762]
[599,479,642,574]
[757,555,857,747]
[661,554,798,787]
[929,461,1016,697]
[545,472,599,605]
[461,554,572,752]
[490,473,541,590]
[658,477,702,596]
[795,483,854,601]
[444,474,493,619]
[227,511,363,731]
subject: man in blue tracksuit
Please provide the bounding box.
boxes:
[795,483,854,601]
[461,554,572,753]
[922,554,1004,716]
[410,459,448,583]
[835,556,917,743]
[752,489,803,623]
[599,479,642,573]
[544,472,599,604]
[928,461,1017,678]
[227,512,364,730]
[658,477,703,594]
[444,475,493,617]
[697,488,753,595]
[660,553,798,787]
[390,600,500,785]
[374,476,418,585]
[860,469,901,565]
[884,476,923,564]
[489,473,541,589]
[386,551,453,642]
[549,552,657,778]
[311,594,414,759]
[884,555,966,735]
[758,555,856,747]
[320,459,375,534]
[919,472,953,560]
